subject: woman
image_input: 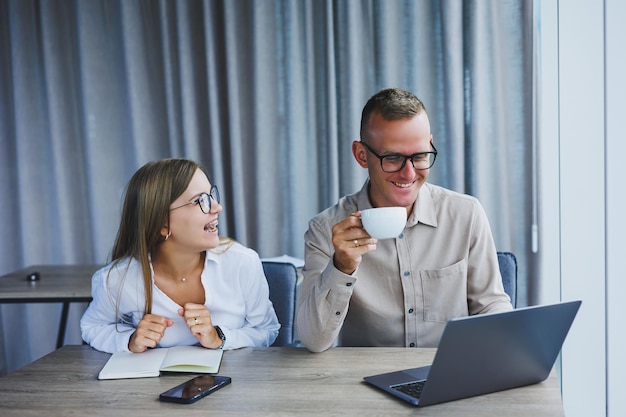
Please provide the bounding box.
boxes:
[81,158,279,353]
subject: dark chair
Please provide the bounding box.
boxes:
[497,251,517,307]
[262,261,298,346]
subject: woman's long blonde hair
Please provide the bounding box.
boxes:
[109,158,231,316]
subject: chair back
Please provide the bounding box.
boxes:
[262,261,298,346]
[497,251,517,307]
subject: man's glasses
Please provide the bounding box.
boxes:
[359,141,438,172]
[170,185,220,214]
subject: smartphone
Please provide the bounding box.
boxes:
[159,375,231,404]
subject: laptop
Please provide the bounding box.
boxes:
[363,300,581,407]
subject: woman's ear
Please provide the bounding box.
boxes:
[161,225,171,240]
[352,141,369,168]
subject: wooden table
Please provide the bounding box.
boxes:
[0,345,565,416]
[0,265,99,348]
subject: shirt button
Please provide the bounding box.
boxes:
[403,271,410,277]
[335,311,341,316]
[398,233,404,239]
[408,308,414,314]
[346,282,353,287]
[409,342,415,347]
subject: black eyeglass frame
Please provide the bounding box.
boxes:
[170,185,220,214]
[359,141,438,172]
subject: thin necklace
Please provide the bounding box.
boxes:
[178,253,205,283]
[155,253,204,284]
[153,265,193,284]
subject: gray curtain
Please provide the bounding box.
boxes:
[0,0,533,375]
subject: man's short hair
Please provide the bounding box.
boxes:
[360,88,427,141]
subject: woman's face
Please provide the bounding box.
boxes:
[167,168,222,252]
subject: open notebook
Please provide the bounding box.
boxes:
[98,345,223,380]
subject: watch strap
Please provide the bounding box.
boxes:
[214,325,226,349]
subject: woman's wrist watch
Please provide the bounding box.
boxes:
[214,326,226,349]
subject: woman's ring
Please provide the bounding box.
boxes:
[193,318,199,325]
[354,240,359,248]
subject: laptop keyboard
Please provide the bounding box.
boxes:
[391,379,427,399]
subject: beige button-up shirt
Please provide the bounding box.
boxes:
[296,181,512,352]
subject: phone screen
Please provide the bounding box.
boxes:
[159,375,231,404]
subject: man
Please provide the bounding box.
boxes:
[296,88,512,353]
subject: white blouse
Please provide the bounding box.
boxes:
[80,243,280,353]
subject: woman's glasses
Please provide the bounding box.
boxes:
[170,185,220,214]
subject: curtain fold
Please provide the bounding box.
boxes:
[0,0,532,375]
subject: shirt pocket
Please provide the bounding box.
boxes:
[420,259,469,322]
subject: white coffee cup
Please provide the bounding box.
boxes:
[360,207,407,239]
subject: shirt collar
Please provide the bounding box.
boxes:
[205,249,220,265]
[356,180,375,210]
[408,183,437,228]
